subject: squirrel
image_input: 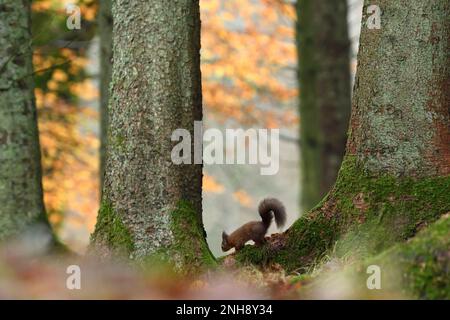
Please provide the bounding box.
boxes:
[221,198,286,252]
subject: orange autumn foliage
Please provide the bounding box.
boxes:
[201,0,298,128]
[32,0,99,250]
[203,174,225,194]
[232,190,254,208]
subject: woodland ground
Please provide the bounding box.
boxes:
[1,212,448,299]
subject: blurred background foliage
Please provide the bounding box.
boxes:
[31,0,99,251]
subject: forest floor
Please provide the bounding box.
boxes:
[1,213,448,299]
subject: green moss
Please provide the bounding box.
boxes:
[236,245,272,267]
[332,156,450,258]
[91,200,134,255]
[300,214,450,299]
[110,134,126,152]
[373,214,450,299]
[290,274,313,284]
[236,156,450,272]
[141,200,217,274]
[170,200,217,270]
[215,255,226,264]
[91,199,216,274]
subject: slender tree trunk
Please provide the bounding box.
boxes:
[239,0,449,275]
[0,0,49,240]
[297,0,352,211]
[91,0,214,271]
[98,0,112,192]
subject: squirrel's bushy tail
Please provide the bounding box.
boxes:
[258,198,286,230]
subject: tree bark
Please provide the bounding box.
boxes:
[238,0,449,273]
[99,0,112,192]
[91,0,214,271]
[0,0,49,240]
[297,0,352,211]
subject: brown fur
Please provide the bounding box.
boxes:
[222,198,286,252]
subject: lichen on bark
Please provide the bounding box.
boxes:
[347,0,450,176]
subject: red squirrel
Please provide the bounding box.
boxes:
[221,198,286,252]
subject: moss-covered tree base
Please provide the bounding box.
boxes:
[236,156,450,273]
[141,201,217,274]
[90,200,216,274]
[90,201,135,256]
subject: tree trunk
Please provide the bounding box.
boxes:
[297,0,352,211]
[91,0,214,271]
[99,0,112,192]
[0,0,49,240]
[238,0,449,274]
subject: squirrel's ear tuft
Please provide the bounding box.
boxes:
[222,231,228,239]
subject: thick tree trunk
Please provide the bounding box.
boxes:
[0,0,49,240]
[238,0,449,273]
[297,0,352,211]
[91,0,214,271]
[347,2,449,177]
[98,0,112,192]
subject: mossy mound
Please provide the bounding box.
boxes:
[298,214,450,299]
[364,213,450,299]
